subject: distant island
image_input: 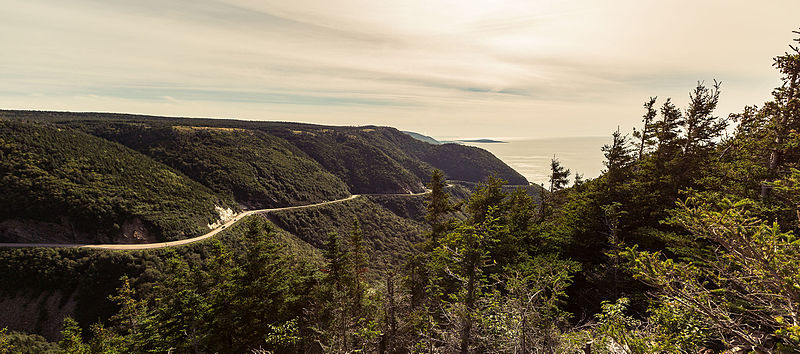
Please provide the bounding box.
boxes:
[401,132,508,145]
[457,138,508,143]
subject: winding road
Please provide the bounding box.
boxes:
[0,190,430,250]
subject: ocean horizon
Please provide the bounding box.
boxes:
[439,136,611,187]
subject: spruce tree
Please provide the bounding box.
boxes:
[633,97,658,161]
[549,157,570,192]
[761,30,800,198]
[683,81,724,156]
[602,128,634,187]
[653,98,684,159]
[348,220,368,333]
[426,169,454,244]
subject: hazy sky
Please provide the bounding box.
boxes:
[2,0,799,138]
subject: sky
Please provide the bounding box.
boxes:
[2,0,799,138]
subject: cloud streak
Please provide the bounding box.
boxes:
[1,0,799,137]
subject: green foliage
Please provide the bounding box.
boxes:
[83,123,351,208]
[107,276,146,343]
[549,157,570,192]
[417,143,528,185]
[2,110,527,193]
[622,192,800,351]
[264,319,301,349]
[2,330,58,353]
[268,196,427,276]
[0,328,11,354]
[632,97,658,160]
[123,217,317,353]
[593,298,648,353]
[405,175,581,352]
[646,297,709,350]
[58,317,87,354]
[479,256,580,352]
[0,120,230,242]
[426,169,456,243]
[269,126,430,194]
[309,223,381,352]
[601,128,634,188]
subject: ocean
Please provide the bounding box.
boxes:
[450,136,611,187]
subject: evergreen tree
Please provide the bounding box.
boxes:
[504,188,536,241]
[59,317,88,354]
[107,276,146,340]
[408,170,456,311]
[321,231,351,352]
[761,30,800,198]
[601,128,634,189]
[106,275,147,351]
[683,80,724,156]
[549,157,570,192]
[466,175,506,225]
[432,207,504,353]
[425,169,454,244]
[653,98,684,159]
[624,188,800,351]
[348,220,369,343]
[633,97,658,161]
[232,219,301,350]
[574,173,585,188]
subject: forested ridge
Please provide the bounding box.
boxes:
[0,110,523,244]
[80,123,352,209]
[2,30,800,353]
[0,120,232,243]
[0,110,528,194]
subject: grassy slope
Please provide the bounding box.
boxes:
[0,120,231,243]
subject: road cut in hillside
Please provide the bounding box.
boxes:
[0,190,431,250]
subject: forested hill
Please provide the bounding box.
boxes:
[0,110,528,191]
[0,120,232,243]
[0,110,525,243]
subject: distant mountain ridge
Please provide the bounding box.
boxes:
[0,109,528,243]
[402,131,441,145]
[458,138,507,143]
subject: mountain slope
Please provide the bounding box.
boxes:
[0,120,232,243]
[266,196,427,275]
[76,122,351,208]
[1,110,528,191]
[264,125,428,193]
[365,127,529,185]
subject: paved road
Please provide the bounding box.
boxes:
[0,189,429,250]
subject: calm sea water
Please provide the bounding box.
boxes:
[451,137,611,187]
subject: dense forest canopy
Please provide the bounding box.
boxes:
[1,29,800,353]
[0,112,524,244]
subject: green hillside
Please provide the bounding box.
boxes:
[269,124,529,187]
[265,125,428,193]
[266,196,427,275]
[0,111,529,193]
[76,122,351,208]
[0,214,321,342]
[0,120,232,243]
[418,142,528,184]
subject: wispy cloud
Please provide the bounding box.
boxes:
[1,0,798,137]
